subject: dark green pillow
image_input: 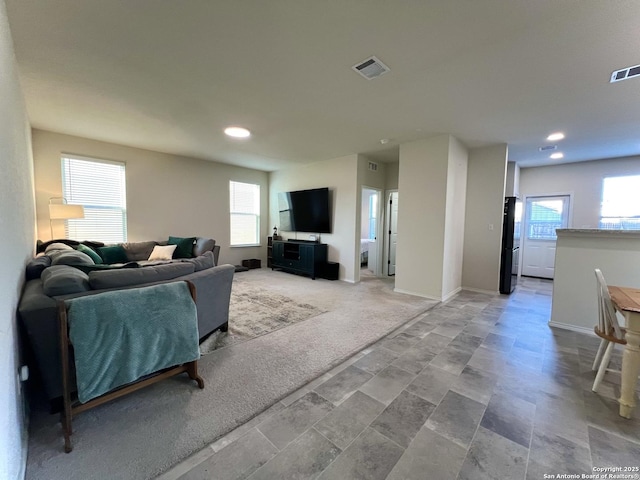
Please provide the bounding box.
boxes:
[168,236,196,259]
[97,245,128,264]
[77,243,103,264]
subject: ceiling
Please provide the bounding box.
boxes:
[6,1,640,172]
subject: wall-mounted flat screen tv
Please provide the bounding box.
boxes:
[278,187,331,233]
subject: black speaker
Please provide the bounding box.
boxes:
[320,262,339,280]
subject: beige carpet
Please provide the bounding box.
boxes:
[200,279,326,353]
[25,269,438,480]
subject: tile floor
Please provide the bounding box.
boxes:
[158,278,640,480]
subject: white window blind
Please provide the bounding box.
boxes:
[61,155,127,243]
[230,181,260,246]
[600,175,640,230]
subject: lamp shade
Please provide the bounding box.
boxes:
[49,203,85,220]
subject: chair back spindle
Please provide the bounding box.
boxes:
[595,268,623,340]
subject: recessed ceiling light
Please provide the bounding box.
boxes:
[547,132,565,142]
[224,126,251,138]
[550,152,564,159]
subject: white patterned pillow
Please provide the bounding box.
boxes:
[148,244,177,261]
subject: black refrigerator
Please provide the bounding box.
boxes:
[499,196,521,294]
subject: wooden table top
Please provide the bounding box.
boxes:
[609,286,640,314]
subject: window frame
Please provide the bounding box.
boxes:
[61,154,128,243]
[229,180,261,247]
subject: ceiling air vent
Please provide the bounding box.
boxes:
[539,145,557,152]
[610,64,640,83]
[368,161,379,172]
[352,56,390,80]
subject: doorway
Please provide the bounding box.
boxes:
[384,190,398,276]
[521,194,570,279]
[360,187,383,276]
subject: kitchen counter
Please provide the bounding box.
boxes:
[550,229,640,332]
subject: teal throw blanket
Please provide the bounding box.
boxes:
[66,281,199,403]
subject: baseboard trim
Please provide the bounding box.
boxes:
[462,287,498,296]
[548,321,594,336]
[442,287,462,303]
[393,287,441,301]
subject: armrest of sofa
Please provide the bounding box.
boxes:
[18,279,69,403]
[185,264,234,339]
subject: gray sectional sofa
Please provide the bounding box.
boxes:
[19,237,234,407]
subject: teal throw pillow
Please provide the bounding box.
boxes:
[97,245,128,264]
[168,236,196,259]
[77,243,103,264]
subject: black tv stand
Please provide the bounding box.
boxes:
[272,240,327,279]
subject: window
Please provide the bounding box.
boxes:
[600,175,640,230]
[525,198,566,240]
[229,181,260,246]
[61,155,127,243]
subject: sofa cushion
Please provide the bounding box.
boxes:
[42,265,91,296]
[77,244,103,264]
[148,245,177,261]
[70,262,140,274]
[50,250,95,266]
[88,262,195,290]
[25,255,53,280]
[168,236,196,259]
[193,237,215,257]
[185,250,215,271]
[121,241,158,262]
[97,245,128,264]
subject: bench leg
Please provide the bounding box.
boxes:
[186,361,205,389]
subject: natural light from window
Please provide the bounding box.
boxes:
[600,175,640,230]
[61,155,127,243]
[229,181,260,246]
[527,199,564,240]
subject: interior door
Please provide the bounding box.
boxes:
[388,191,398,276]
[521,195,570,278]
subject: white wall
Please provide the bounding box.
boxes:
[385,161,399,191]
[552,230,640,332]
[31,130,269,266]
[519,156,640,229]
[462,144,508,293]
[396,135,451,300]
[442,136,468,299]
[269,154,358,281]
[0,1,36,477]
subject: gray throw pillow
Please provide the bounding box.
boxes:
[193,238,215,257]
[50,250,95,266]
[26,255,52,280]
[121,241,158,261]
[41,265,90,296]
[44,242,75,253]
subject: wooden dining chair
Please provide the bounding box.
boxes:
[592,268,627,392]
